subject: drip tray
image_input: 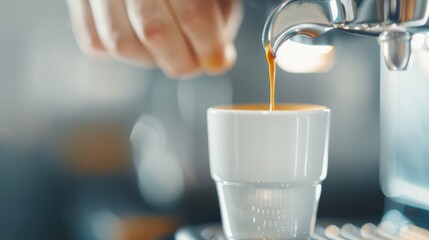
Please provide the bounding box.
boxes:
[175,213,429,239]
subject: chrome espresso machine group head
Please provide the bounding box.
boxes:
[263,0,429,71]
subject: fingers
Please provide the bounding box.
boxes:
[168,0,236,74]
[88,0,155,66]
[126,0,199,77]
[66,0,107,56]
[218,0,243,41]
[67,0,243,78]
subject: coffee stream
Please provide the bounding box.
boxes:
[217,44,325,111]
[265,43,276,111]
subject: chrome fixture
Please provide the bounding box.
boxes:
[262,0,429,71]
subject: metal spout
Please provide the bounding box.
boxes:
[263,0,429,71]
[379,30,411,71]
[262,0,344,56]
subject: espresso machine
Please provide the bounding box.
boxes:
[268,0,429,233]
[176,0,429,239]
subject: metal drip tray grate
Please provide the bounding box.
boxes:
[175,211,429,240]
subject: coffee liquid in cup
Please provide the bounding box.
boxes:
[217,103,325,111]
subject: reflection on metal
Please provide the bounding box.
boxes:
[414,33,429,76]
[175,214,429,240]
[262,0,335,55]
[417,50,429,76]
[378,30,412,71]
[380,41,429,211]
[324,225,342,239]
[275,40,335,73]
[263,0,429,71]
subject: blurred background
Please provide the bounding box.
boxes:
[0,0,384,239]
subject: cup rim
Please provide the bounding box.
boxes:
[208,103,329,114]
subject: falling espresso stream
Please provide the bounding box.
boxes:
[265,43,276,111]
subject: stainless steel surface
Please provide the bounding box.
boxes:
[261,0,338,54]
[175,213,429,240]
[262,0,429,71]
[378,30,411,70]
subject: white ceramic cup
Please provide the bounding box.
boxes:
[207,104,330,240]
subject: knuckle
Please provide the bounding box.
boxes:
[142,20,170,43]
[179,3,210,30]
[108,37,137,57]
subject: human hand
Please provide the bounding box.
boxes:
[67,0,243,78]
